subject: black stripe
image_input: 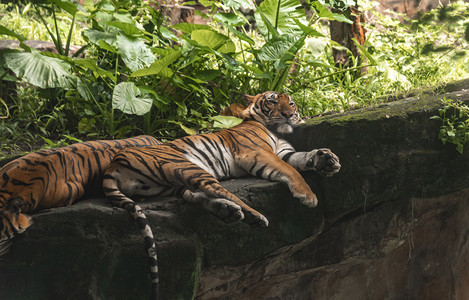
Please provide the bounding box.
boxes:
[281,152,294,163]
[255,165,266,177]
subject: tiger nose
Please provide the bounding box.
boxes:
[281,111,293,119]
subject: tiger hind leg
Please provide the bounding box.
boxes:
[158,161,269,227]
[183,190,244,223]
[194,183,269,227]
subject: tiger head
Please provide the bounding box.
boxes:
[242,91,303,134]
[0,198,32,242]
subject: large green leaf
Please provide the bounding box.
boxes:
[116,35,155,72]
[172,23,212,34]
[258,34,304,70]
[131,49,182,77]
[112,82,153,115]
[191,30,236,53]
[51,0,77,16]
[258,35,298,61]
[211,115,243,129]
[255,0,307,37]
[214,12,246,27]
[83,29,118,46]
[222,0,255,9]
[4,50,77,89]
[73,58,117,82]
[311,1,353,24]
[107,20,145,38]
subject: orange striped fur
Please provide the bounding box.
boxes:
[0,135,161,243]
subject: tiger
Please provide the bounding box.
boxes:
[103,91,341,300]
[0,135,161,247]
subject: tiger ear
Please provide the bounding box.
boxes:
[242,94,255,105]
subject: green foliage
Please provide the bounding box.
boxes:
[431,99,469,154]
[4,50,77,89]
[1,0,352,144]
[365,0,469,88]
[1,0,469,154]
[319,0,356,11]
[0,3,84,44]
[288,0,469,117]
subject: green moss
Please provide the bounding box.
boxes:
[306,90,469,126]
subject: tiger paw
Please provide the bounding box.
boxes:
[243,210,269,228]
[211,199,244,224]
[307,148,341,176]
[294,191,318,208]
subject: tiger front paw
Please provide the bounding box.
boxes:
[294,191,318,208]
[243,210,269,228]
[211,199,244,224]
[307,148,341,176]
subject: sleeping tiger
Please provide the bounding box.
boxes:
[0,135,161,246]
[103,91,341,300]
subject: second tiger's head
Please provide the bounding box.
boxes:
[243,91,303,134]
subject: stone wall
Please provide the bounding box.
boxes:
[1,80,469,299]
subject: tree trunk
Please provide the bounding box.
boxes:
[329,5,367,71]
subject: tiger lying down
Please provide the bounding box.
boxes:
[0,91,340,300]
[0,136,161,245]
[103,91,341,299]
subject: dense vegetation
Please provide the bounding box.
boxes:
[0,0,468,155]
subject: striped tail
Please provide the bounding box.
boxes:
[103,174,159,300]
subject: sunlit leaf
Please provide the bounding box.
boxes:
[131,49,182,77]
[191,30,236,53]
[97,40,117,53]
[172,23,212,34]
[160,26,178,41]
[259,34,305,70]
[376,60,411,89]
[305,38,328,58]
[112,82,153,115]
[4,50,77,89]
[255,0,307,37]
[50,0,77,15]
[116,35,155,72]
[83,29,118,46]
[311,1,353,24]
[222,0,255,9]
[214,12,246,26]
[73,58,117,82]
[107,20,144,37]
[180,124,197,135]
[212,115,243,128]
